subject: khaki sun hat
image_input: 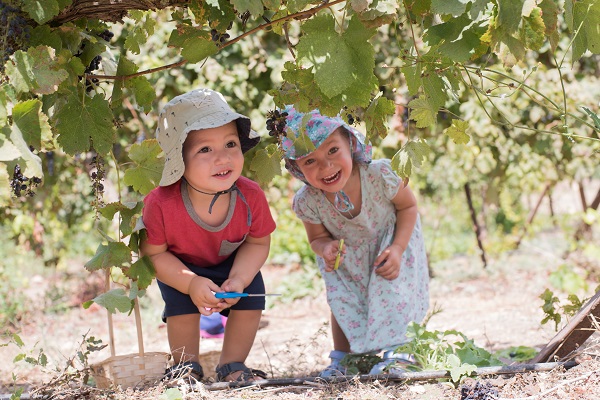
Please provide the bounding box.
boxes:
[156,88,260,186]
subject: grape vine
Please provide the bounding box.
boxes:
[0,1,30,75]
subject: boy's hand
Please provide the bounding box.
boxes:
[323,239,345,273]
[219,277,246,306]
[374,243,404,280]
[188,276,228,315]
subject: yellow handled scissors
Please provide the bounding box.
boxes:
[334,239,344,270]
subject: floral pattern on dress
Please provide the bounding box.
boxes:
[293,159,430,353]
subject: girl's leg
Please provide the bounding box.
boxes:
[331,312,351,352]
[218,309,262,380]
[167,313,201,364]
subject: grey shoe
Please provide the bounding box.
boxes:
[319,350,349,377]
[368,350,415,375]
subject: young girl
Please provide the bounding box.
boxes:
[140,88,276,382]
[280,107,429,376]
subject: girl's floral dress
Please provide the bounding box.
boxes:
[293,159,430,353]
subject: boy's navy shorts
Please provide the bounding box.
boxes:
[157,251,265,321]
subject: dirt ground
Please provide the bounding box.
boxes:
[1,228,600,399]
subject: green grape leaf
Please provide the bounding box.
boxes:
[391,138,430,179]
[10,124,43,179]
[12,99,51,150]
[128,77,155,113]
[249,144,283,185]
[29,25,63,51]
[54,92,116,156]
[521,7,545,51]
[422,69,448,110]
[497,0,526,34]
[98,201,144,238]
[6,46,69,95]
[231,0,263,17]
[84,241,132,272]
[286,0,314,13]
[205,0,236,31]
[571,0,600,60]
[0,131,20,162]
[408,95,437,128]
[124,256,156,290]
[363,96,396,139]
[401,63,422,96]
[581,106,600,129]
[22,0,64,24]
[88,289,133,314]
[539,0,559,35]
[169,26,219,63]
[123,139,164,195]
[444,119,470,144]
[357,0,398,27]
[431,0,469,16]
[124,10,157,54]
[297,15,375,99]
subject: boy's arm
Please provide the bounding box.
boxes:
[140,239,223,312]
[226,234,271,291]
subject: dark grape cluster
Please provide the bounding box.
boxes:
[0,2,31,74]
[10,164,42,198]
[210,29,230,44]
[78,29,114,92]
[343,106,361,126]
[90,154,105,209]
[266,110,288,143]
[460,381,499,400]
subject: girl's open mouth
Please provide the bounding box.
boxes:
[322,171,341,185]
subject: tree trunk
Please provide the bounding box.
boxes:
[53,0,188,24]
[515,182,551,248]
[464,183,487,268]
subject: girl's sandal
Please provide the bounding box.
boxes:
[215,362,267,382]
[163,361,204,382]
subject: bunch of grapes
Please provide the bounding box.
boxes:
[343,106,361,126]
[266,110,288,144]
[78,29,114,92]
[10,164,42,198]
[90,153,105,210]
[210,29,230,44]
[460,381,499,400]
[0,2,31,75]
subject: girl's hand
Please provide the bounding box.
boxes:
[188,276,227,315]
[374,243,404,280]
[218,277,246,307]
[323,239,345,272]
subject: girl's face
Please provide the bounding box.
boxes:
[295,128,354,193]
[182,121,244,193]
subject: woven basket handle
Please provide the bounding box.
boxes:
[104,269,145,357]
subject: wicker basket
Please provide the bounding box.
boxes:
[91,351,170,389]
[90,269,171,389]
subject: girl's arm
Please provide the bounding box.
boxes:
[224,234,271,295]
[140,239,224,313]
[374,182,418,280]
[303,221,344,272]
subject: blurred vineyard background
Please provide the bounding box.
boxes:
[1,4,599,393]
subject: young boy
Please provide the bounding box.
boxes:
[140,88,276,382]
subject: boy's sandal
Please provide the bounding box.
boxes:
[215,362,267,382]
[163,361,204,381]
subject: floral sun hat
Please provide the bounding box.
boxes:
[280,106,372,212]
[156,88,260,186]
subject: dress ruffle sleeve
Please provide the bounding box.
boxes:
[292,186,322,225]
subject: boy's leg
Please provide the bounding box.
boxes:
[167,313,201,364]
[218,309,262,380]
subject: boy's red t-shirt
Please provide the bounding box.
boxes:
[142,176,275,267]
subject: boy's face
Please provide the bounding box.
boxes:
[182,121,244,192]
[295,128,354,193]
